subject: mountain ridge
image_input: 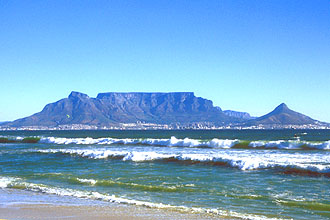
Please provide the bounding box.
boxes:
[223,110,255,120]
[2,92,328,129]
[246,103,319,126]
[5,91,240,127]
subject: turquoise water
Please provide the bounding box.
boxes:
[0,130,330,219]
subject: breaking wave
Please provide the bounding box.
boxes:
[39,136,330,150]
[36,148,330,177]
[74,178,194,192]
[0,176,281,220]
[31,173,195,193]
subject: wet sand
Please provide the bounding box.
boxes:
[0,203,222,220]
[0,189,232,220]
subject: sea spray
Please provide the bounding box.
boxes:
[39,136,330,150]
[35,147,330,176]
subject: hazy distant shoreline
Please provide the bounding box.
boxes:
[1,124,330,131]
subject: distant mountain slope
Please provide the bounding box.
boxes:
[223,110,255,120]
[6,91,239,127]
[3,93,328,129]
[246,103,320,126]
[7,92,112,127]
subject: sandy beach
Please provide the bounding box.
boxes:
[0,203,221,220]
[0,189,228,220]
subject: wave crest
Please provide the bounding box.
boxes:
[39,136,330,150]
[36,148,330,176]
[0,176,280,220]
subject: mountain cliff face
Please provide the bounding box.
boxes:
[4,92,326,128]
[8,92,111,127]
[7,91,236,127]
[246,103,318,126]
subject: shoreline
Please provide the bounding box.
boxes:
[2,127,330,131]
[0,188,231,220]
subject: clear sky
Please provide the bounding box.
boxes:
[1,0,330,122]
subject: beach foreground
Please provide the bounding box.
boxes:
[0,189,224,220]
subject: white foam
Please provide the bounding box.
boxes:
[39,136,330,150]
[249,140,301,149]
[308,140,330,150]
[0,176,281,220]
[36,147,330,174]
[122,151,174,162]
[76,178,97,185]
[38,148,130,159]
[249,140,330,150]
[38,136,330,151]
[40,136,238,148]
[208,138,238,148]
[0,176,20,188]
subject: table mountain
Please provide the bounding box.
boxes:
[3,93,327,128]
[6,91,239,127]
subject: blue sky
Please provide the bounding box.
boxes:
[1,0,330,122]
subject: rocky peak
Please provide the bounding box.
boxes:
[275,103,289,110]
[68,91,89,100]
[272,103,290,114]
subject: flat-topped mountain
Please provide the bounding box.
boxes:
[6,91,238,127]
[223,110,255,120]
[245,103,320,126]
[3,92,328,129]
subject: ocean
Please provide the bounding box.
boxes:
[0,129,329,219]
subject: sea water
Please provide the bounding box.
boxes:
[0,130,329,219]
